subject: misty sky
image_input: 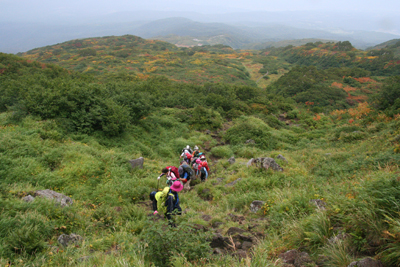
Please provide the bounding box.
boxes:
[2,0,400,19]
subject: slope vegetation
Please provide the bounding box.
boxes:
[1,38,400,267]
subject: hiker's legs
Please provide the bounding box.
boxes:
[166,195,180,226]
[152,200,157,212]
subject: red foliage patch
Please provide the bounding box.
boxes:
[331,82,343,88]
[353,77,376,83]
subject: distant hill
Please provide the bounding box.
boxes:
[138,18,400,50]
[2,17,400,53]
[241,38,336,50]
[366,39,400,59]
[19,35,256,86]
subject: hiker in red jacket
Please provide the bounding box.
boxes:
[158,166,180,186]
[198,155,210,182]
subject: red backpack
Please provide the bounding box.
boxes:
[166,166,180,178]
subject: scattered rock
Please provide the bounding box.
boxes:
[235,234,254,243]
[129,157,144,169]
[212,221,224,228]
[210,233,231,249]
[310,199,327,210]
[279,249,299,264]
[225,178,242,187]
[205,130,211,135]
[192,224,207,232]
[262,158,283,171]
[241,241,253,251]
[247,224,259,231]
[247,157,283,171]
[226,227,246,236]
[23,195,35,203]
[228,213,245,223]
[250,200,265,213]
[325,153,332,156]
[245,139,255,144]
[35,189,73,207]
[202,215,212,221]
[213,248,224,255]
[246,159,254,168]
[232,249,248,259]
[348,258,384,267]
[228,156,235,164]
[294,252,313,267]
[279,249,318,267]
[277,154,288,162]
[114,206,123,212]
[57,233,82,247]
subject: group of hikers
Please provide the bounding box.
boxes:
[149,145,210,226]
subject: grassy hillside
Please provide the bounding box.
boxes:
[1,40,400,267]
[264,41,400,76]
[19,35,255,86]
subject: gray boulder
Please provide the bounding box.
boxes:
[246,158,254,168]
[228,156,235,164]
[277,154,288,162]
[250,200,265,213]
[129,157,144,169]
[23,195,35,203]
[57,233,82,247]
[247,157,283,171]
[279,249,299,264]
[262,157,283,171]
[348,258,384,267]
[34,189,73,207]
[294,252,314,267]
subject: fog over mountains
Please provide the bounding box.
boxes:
[2,2,400,53]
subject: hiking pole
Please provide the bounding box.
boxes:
[157,177,160,191]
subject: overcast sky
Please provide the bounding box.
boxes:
[1,0,399,35]
[2,0,400,18]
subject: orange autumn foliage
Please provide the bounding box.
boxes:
[353,77,376,83]
[331,82,343,88]
[348,102,371,119]
[313,114,321,121]
[343,86,357,92]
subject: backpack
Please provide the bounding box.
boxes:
[166,166,180,178]
[185,152,192,160]
[182,164,194,180]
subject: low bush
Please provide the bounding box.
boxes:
[210,145,233,158]
[140,221,211,267]
[224,116,277,150]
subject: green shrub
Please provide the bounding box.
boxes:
[0,211,53,258]
[233,145,260,158]
[339,131,367,142]
[140,221,211,267]
[224,116,277,150]
[189,106,223,130]
[210,145,233,158]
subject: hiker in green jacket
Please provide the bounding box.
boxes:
[149,181,183,226]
